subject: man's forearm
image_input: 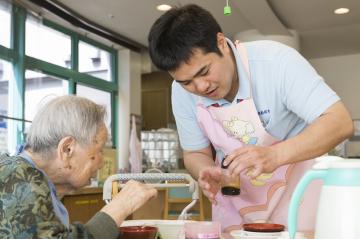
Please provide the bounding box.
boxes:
[274,101,354,166]
[183,146,215,180]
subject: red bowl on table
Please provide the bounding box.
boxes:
[243,223,285,232]
[119,226,158,239]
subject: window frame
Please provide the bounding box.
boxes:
[0,4,118,151]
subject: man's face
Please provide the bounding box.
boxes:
[170,34,238,101]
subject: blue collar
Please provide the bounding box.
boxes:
[200,38,251,107]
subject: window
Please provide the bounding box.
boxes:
[0,1,11,48]
[0,118,8,153]
[25,70,68,121]
[0,3,118,152]
[26,15,71,68]
[0,59,14,117]
[79,41,112,81]
[0,60,9,152]
[76,84,112,145]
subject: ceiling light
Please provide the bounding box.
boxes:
[334,8,350,14]
[157,4,172,11]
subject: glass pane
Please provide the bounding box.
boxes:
[0,59,14,117]
[79,41,112,81]
[26,15,71,68]
[76,84,112,146]
[0,118,25,155]
[25,70,68,121]
[0,117,8,153]
[0,1,11,48]
[24,121,31,143]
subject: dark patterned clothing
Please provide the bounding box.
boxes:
[0,154,119,239]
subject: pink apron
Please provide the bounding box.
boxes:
[196,41,321,231]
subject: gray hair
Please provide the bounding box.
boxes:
[26,95,106,157]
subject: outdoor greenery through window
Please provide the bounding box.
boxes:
[0,3,118,153]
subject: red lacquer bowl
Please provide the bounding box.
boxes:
[119,226,158,239]
[243,223,285,232]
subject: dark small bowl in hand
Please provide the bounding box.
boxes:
[119,226,158,239]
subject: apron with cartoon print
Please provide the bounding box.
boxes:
[196,40,320,231]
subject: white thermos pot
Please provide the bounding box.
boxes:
[288,156,360,239]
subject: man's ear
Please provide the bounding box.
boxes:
[57,136,76,166]
[216,32,228,52]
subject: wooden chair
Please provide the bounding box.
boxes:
[163,181,205,221]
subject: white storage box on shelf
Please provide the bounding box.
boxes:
[141,128,182,172]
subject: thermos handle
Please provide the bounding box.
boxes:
[288,170,327,239]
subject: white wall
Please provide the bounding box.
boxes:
[117,49,142,170]
[233,29,300,52]
[130,52,142,114]
[309,54,360,119]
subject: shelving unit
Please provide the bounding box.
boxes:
[141,129,182,172]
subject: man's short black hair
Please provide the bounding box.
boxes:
[148,4,223,72]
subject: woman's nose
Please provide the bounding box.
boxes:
[194,78,210,94]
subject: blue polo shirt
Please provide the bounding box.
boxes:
[172,39,340,151]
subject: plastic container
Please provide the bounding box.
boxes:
[184,221,221,239]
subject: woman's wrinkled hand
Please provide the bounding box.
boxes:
[101,180,158,226]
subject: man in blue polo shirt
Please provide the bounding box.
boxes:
[148,4,354,231]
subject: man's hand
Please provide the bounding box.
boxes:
[198,166,222,204]
[223,145,280,179]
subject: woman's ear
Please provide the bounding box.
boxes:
[57,136,76,167]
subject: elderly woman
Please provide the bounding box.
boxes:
[0,95,157,238]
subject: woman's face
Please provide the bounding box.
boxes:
[67,123,108,189]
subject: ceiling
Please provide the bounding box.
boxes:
[34,0,360,59]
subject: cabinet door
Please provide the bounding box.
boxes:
[142,88,169,130]
[62,194,105,223]
[142,71,174,130]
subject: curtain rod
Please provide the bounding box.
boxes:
[28,0,145,53]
